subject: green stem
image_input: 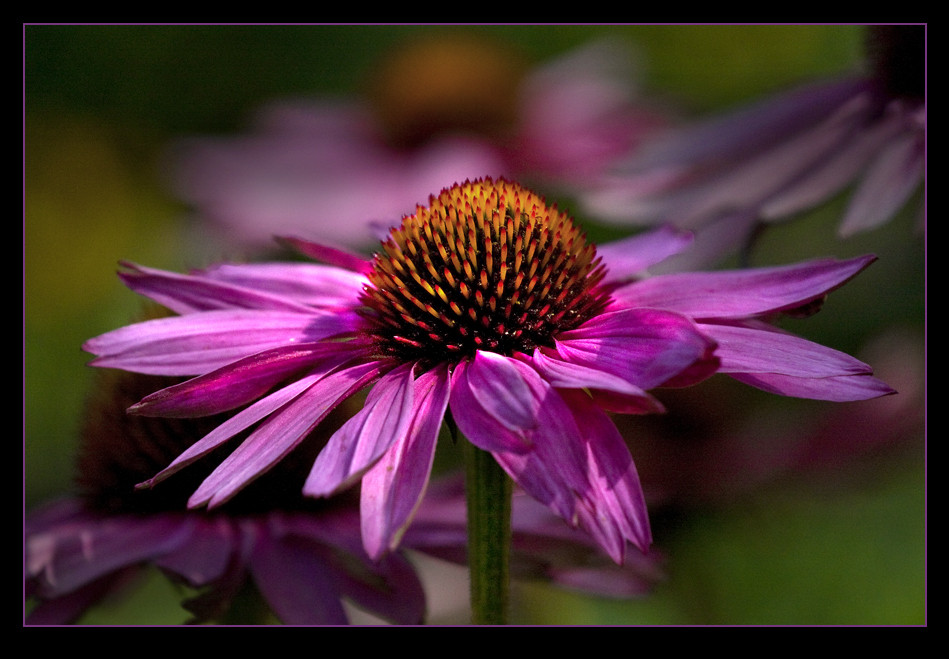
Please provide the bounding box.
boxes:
[464,440,512,625]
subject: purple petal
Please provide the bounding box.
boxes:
[729,371,896,402]
[26,513,193,597]
[527,347,664,414]
[449,352,546,454]
[561,391,652,553]
[153,517,236,586]
[596,226,694,284]
[486,384,592,529]
[554,308,716,390]
[611,256,876,320]
[139,370,334,489]
[303,363,417,499]
[699,322,875,378]
[760,106,907,221]
[128,342,351,417]
[269,513,427,624]
[84,309,361,376]
[277,235,373,273]
[197,262,368,309]
[189,360,385,508]
[360,363,450,559]
[628,77,872,173]
[841,127,925,236]
[249,526,349,625]
[118,262,318,314]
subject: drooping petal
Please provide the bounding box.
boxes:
[729,371,896,402]
[699,322,875,378]
[480,373,647,562]
[841,127,925,236]
[449,352,545,454]
[26,513,194,597]
[249,525,349,625]
[610,255,876,320]
[554,308,716,390]
[139,370,333,489]
[360,363,451,559]
[527,347,664,414]
[596,225,693,284]
[303,363,417,499]
[84,309,361,376]
[484,378,591,530]
[127,342,352,418]
[267,513,427,625]
[561,390,652,553]
[760,105,907,222]
[189,360,385,508]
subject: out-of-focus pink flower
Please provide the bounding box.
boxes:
[580,25,925,266]
[168,37,664,250]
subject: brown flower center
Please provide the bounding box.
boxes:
[360,178,610,366]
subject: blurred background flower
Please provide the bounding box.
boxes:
[166,35,664,252]
[579,25,925,269]
[25,24,925,625]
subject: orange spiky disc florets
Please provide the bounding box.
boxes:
[360,178,610,366]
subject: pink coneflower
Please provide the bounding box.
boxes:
[82,178,892,565]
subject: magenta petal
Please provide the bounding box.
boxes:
[730,371,896,402]
[360,363,450,559]
[611,255,876,320]
[841,128,925,236]
[488,387,590,528]
[84,309,359,376]
[528,347,664,413]
[128,342,349,418]
[699,323,875,378]
[190,360,384,508]
[140,371,331,489]
[153,517,236,586]
[562,391,652,553]
[303,363,417,499]
[277,235,373,273]
[449,353,547,454]
[596,226,693,283]
[249,526,349,625]
[27,514,193,597]
[555,308,715,390]
[118,262,318,314]
[197,262,368,309]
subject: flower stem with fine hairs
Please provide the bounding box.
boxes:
[464,439,512,625]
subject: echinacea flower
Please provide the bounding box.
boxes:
[82,178,893,566]
[580,25,925,265]
[168,37,662,250]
